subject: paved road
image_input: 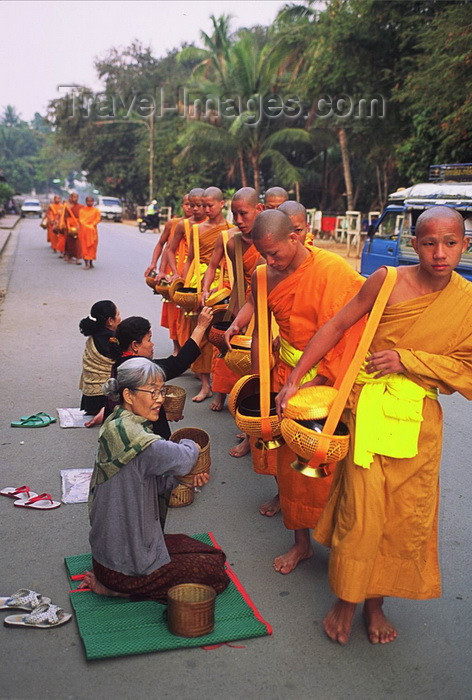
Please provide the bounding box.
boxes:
[0,219,471,699]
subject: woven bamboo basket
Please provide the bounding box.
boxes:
[224,334,252,377]
[170,427,211,485]
[163,385,186,421]
[281,416,350,463]
[205,288,231,312]
[168,483,194,508]
[154,279,172,300]
[228,374,282,446]
[208,320,233,353]
[282,386,338,421]
[173,287,201,312]
[167,583,216,637]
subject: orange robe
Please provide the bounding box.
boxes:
[242,243,260,292]
[64,202,82,259]
[189,221,230,375]
[264,248,363,531]
[46,203,62,250]
[176,219,193,349]
[315,272,472,602]
[78,206,101,260]
[160,217,182,340]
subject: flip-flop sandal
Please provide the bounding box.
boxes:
[18,412,57,424]
[4,603,72,628]
[11,413,55,428]
[0,486,38,500]
[0,589,51,611]
[14,493,61,510]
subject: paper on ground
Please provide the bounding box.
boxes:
[57,408,94,428]
[61,468,93,503]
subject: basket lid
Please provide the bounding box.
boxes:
[205,288,231,307]
[283,386,338,421]
[230,334,252,350]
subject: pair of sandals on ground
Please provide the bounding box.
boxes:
[0,589,72,628]
[1,485,61,509]
[10,411,57,428]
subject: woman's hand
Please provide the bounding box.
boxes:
[193,472,210,488]
[365,350,406,378]
[196,306,214,330]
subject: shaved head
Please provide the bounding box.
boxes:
[415,206,465,237]
[264,187,289,203]
[189,188,205,198]
[204,186,224,201]
[279,201,306,220]
[232,187,260,207]
[252,209,293,242]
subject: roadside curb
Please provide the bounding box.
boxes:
[0,216,20,258]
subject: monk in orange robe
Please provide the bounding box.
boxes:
[224,200,309,468]
[181,187,231,402]
[264,186,288,210]
[64,192,82,264]
[78,197,101,269]
[45,195,62,252]
[251,209,363,575]
[166,189,207,354]
[276,206,472,645]
[145,194,193,355]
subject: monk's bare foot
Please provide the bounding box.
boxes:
[236,433,245,440]
[323,599,357,645]
[259,493,280,517]
[229,434,250,457]
[192,388,213,403]
[79,571,129,598]
[210,393,226,411]
[273,531,313,574]
[363,597,397,644]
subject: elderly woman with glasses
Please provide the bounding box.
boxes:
[82,357,229,602]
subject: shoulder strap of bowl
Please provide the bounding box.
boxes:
[256,264,273,441]
[311,266,397,464]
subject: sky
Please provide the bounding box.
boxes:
[0,0,288,121]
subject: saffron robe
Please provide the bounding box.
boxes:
[64,202,82,259]
[78,206,101,260]
[189,221,231,375]
[46,202,62,250]
[263,249,363,530]
[242,243,260,292]
[315,271,472,602]
[160,217,182,340]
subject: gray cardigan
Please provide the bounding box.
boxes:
[89,438,199,576]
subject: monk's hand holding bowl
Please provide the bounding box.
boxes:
[155,271,168,283]
[144,265,156,278]
[224,323,240,351]
[365,350,406,379]
[275,383,299,420]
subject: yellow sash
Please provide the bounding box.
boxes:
[278,336,318,385]
[354,367,438,470]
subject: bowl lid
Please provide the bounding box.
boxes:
[283,386,338,420]
[230,334,252,350]
[205,288,231,307]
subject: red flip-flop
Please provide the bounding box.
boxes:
[14,493,61,510]
[0,486,38,500]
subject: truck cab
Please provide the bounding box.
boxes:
[361,164,472,282]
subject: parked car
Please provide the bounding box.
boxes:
[96,196,123,222]
[21,198,43,218]
[361,163,472,282]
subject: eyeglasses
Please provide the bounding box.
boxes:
[133,387,168,400]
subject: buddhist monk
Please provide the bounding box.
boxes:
[250,210,363,573]
[64,192,83,264]
[45,195,62,252]
[145,195,192,356]
[201,187,263,417]
[276,206,472,644]
[79,197,101,269]
[180,187,230,402]
[264,186,289,210]
[166,188,207,358]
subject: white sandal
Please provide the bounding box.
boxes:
[0,589,51,611]
[4,603,72,628]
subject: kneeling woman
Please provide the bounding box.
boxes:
[83,357,229,602]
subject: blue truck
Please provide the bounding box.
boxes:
[360,163,472,282]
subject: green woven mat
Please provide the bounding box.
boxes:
[65,532,271,660]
